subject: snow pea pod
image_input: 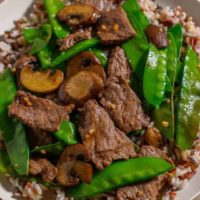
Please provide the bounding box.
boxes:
[176,46,200,150]
[143,44,167,108]
[43,0,69,38]
[169,24,184,82]
[52,38,100,67]
[53,121,78,145]
[68,157,173,198]
[0,70,29,175]
[23,24,52,55]
[89,48,108,68]
[154,33,177,141]
[31,142,65,156]
[0,150,15,174]
[122,0,149,80]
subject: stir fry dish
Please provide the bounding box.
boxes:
[0,0,200,199]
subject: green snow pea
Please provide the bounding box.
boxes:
[31,142,65,156]
[0,70,29,175]
[122,0,149,80]
[23,24,52,55]
[143,44,167,108]
[176,46,200,150]
[169,24,184,82]
[0,150,15,174]
[53,121,78,145]
[52,38,100,67]
[43,0,69,38]
[68,157,173,198]
[154,33,177,141]
[90,48,108,68]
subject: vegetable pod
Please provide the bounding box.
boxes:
[43,0,69,38]
[122,0,149,80]
[68,157,174,198]
[143,44,167,108]
[0,70,29,175]
[53,121,78,145]
[176,46,200,150]
[154,33,177,141]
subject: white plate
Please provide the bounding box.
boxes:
[0,0,200,200]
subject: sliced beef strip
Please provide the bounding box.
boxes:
[107,46,131,81]
[139,145,174,164]
[9,91,74,132]
[117,174,167,200]
[29,158,58,183]
[73,0,123,11]
[26,127,53,149]
[78,100,136,170]
[117,146,172,200]
[97,8,136,45]
[99,77,149,133]
[57,29,92,51]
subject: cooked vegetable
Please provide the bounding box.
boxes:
[0,150,15,174]
[52,38,100,67]
[0,70,29,175]
[56,144,93,186]
[23,24,52,55]
[143,44,167,108]
[68,157,174,198]
[90,48,108,68]
[153,33,177,141]
[146,24,169,49]
[124,0,149,31]
[122,0,149,79]
[66,51,106,80]
[144,127,163,148]
[169,24,184,82]
[43,0,69,38]
[58,71,104,106]
[58,4,99,26]
[20,65,64,93]
[53,121,78,145]
[31,142,65,156]
[176,46,200,150]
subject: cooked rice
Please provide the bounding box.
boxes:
[1,0,200,200]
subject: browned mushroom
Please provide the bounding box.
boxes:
[20,65,64,93]
[15,55,37,71]
[58,71,104,106]
[144,127,163,148]
[146,24,169,49]
[66,51,106,80]
[57,4,99,27]
[56,144,93,186]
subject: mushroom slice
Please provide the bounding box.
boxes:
[20,65,64,93]
[66,51,106,81]
[56,144,93,186]
[57,4,99,26]
[58,71,104,106]
[146,24,169,49]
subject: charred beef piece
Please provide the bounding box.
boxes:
[117,145,172,200]
[99,77,149,133]
[57,29,92,51]
[139,145,173,164]
[97,8,136,45]
[117,174,167,200]
[146,24,169,49]
[107,46,131,81]
[27,128,53,149]
[29,158,58,183]
[74,0,123,11]
[9,91,74,132]
[78,100,136,170]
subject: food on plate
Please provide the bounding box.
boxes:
[0,0,200,199]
